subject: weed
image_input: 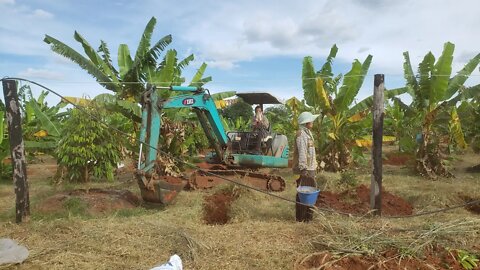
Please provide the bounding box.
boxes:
[339,170,358,188]
[457,250,479,270]
[63,197,88,216]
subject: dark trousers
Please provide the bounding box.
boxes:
[295,170,316,222]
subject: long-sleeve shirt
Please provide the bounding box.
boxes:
[251,114,269,131]
[294,126,317,171]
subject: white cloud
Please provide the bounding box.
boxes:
[18,68,64,80]
[0,0,14,4]
[31,9,54,19]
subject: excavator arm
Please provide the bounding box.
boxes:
[136,85,232,204]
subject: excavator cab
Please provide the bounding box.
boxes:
[225,92,288,164]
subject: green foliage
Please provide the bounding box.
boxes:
[339,170,358,188]
[17,85,66,156]
[221,99,253,123]
[401,42,480,178]
[456,250,479,270]
[301,45,376,171]
[63,197,88,216]
[56,104,122,182]
[44,16,211,123]
[222,117,250,132]
[264,105,295,147]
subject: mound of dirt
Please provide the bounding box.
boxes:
[297,245,465,270]
[203,191,237,225]
[460,195,480,215]
[316,184,413,216]
[383,152,414,166]
[37,189,140,215]
[466,164,480,173]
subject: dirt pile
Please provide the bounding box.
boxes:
[316,184,413,216]
[383,152,413,166]
[37,189,140,215]
[203,190,237,225]
[460,195,480,215]
[297,245,466,270]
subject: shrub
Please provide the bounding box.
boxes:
[56,104,121,182]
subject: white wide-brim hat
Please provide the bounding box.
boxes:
[298,111,320,125]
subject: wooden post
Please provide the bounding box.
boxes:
[2,79,30,223]
[370,74,384,216]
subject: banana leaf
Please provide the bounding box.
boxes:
[211,91,236,100]
[29,99,60,137]
[417,52,435,110]
[450,107,467,148]
[118,44,133,77]
[334,60,363,112]
[315,77,331,112]
[302,56,318,108]
[44,34,119,92]
[445,53,480,100]
[318,44,338,83]
[431,42,454,105]
[189,63,208,87]
[349,87,408,115]
[402,52,418,96]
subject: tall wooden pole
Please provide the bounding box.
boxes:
[370,74,384,216]
[2,79,30,223]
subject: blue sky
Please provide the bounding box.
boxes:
[1,0,480,105]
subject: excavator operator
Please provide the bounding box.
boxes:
[251,105,270,153]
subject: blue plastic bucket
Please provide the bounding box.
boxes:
[297,186,320,206]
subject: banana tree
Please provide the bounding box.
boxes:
[402,42,480,178]
[302,45,374,171]
[16,85,66,155]
[44,16,211,123]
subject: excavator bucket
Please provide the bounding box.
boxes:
[135,172,186,204]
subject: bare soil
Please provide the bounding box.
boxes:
[37,188,140,215]
[316,184,413,216]
[383,152,414,166]
[297,245,464,270]
[203,190,237,225]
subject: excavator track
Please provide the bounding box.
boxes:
[188,169,286,192]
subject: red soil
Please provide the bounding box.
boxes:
[383,152,414,166]
[297,245,466,270]
[203,190,237,225]
[316,184,413,216]
[37,189,140,215]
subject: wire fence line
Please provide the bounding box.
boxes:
[5,73,480,84]
[1,77,479,220]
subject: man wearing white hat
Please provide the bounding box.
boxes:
[292,111,320,222]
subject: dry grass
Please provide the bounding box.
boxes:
[0,152,479,269]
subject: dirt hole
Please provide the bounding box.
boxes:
[297,245,466,270]
[316,184,413,216]
[203,189,237,225]
[37,188,140,216]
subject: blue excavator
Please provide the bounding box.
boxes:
[135,85,289,204]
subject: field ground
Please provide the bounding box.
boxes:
[1,150,480,269]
